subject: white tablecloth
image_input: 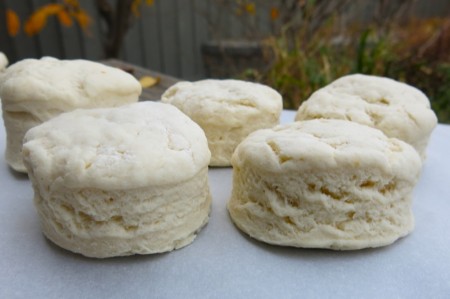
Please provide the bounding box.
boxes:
[1,110,449,298]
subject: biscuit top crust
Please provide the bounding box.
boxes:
[233,119,421,179]
[295,74,437,142]
[327,74,430,106]
[161,79,282,124]
[0,57,141,119]
[0,52,7,70]
[22,102,211,190]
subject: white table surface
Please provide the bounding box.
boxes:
[1,110,449,299]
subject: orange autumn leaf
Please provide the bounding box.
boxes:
[131,0,142,16]
[24,4,65,36]
[6,9,20,36]
[244,3,256,15]
[24,10,48,35]
[72,10,91,30]
[63,0,81,9]
[57,10,73,27]
[270,7,279,20]
[130,0,153,16]
[41,3,64,15]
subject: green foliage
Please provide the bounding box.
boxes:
[434,65,450,122]
[239,15,450,124]
[399,62,450,123]
[355,29,393,75]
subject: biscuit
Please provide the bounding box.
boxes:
[0,52,7,114]
[162,79,282,166]
[228,119,422,250]
[295,74,437,159]
[22,102,211,258]
[0,52,7,71]
[0,57,142,172]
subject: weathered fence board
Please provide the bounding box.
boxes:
[0,0,448,80]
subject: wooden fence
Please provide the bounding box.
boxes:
[1,0,449,80]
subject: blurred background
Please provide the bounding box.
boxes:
[1,0,449,121]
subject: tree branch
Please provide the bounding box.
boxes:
[95,0,135,58]
[96,0,114,29]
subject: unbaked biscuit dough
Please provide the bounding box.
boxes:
[0,57,142,172]
[23,102,212,258]
[0,52,7,71]
[162,79,283,166]
[228,119,422,250]
[295,74,437,159]
[0,52,7,115]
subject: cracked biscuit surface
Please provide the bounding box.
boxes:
[0,57,141,172]
[295,74,437,159]
[228,119,422,250]
[162,79,282,166]
[23,102,211,258]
